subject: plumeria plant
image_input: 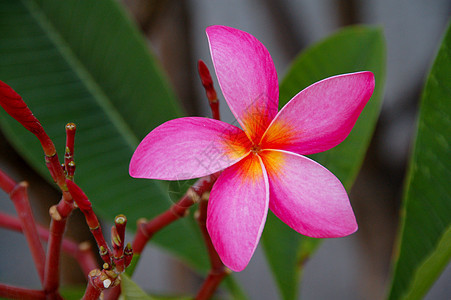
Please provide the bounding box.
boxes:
[0,2,449,300]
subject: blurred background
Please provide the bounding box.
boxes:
[0,0,450,299]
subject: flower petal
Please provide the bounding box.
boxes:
[260,150,357,238]
[261,72,375,155]
[207,154,269,271]
[206,25,279,143]
[129,117,251,180]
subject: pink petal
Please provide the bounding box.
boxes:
[207,154,269,271]
[261,72,375,155]
[206,25,279,143]
[129,117,251,180]
[260,150,357,238]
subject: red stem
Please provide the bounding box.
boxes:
[196,271,229,300]
[0,168,16,193]
[45,153,67,192]
[114,215,127,248]
[198,60,220,120]
[196,194,224,271]
[66,179,112,265]
[87,213,112,265]
[0,212,98,277]
[124,243,133,268]
[82,270,103,300]
[64,123,76,180]
[44,209,67,296]
[82,281,102,300]
[44,192,74,297]
[0,283,45,300]
[195,192,230,300]
[111,226,125,273]
[132,174,219,256]
[9,182,46,285]
[0,80,55,157]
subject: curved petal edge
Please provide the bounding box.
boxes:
[261,150,358,238]
[207,154,269,271]
[262,71,375,155]
[206,25,279,143]
[129,117,251,180]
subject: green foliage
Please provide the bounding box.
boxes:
[59,286,85,300]
[261,25,386,300]
[121,274,155,300]
[388,21,451,300]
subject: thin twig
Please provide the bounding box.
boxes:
[195,192,230,300]
[0,168,16,193]
[64,123,76,180]
[0,283,45,300]
[131,174,219,260]
[0,212,98,277]
[44,205,67,297]
[10,182,46,284]
[198,60,220,120]
[66,180,112,265]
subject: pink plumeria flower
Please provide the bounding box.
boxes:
[129,25,375,272]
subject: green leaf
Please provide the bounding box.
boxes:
[223,276,249,300]
[59,286,85,300]
[261,25,386,300]
[121,274,155,300]
[0,0,210,271]
[387,21,451,300]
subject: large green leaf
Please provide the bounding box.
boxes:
[387,21,451,300]
[261,26,386,299]
[0,0,210,273]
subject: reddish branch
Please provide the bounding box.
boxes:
[10,182,47,284]
[44,206,67,299]
[44,193,76,296]
[64,123,76,180]
[195,193,230,300]
[0,170,46,285]
[132,174,219,258]
[111,226,125,273]
[0,81,55,157]
[66,180,112,265]
[0,212,98,277]
[198,60,220,120]
[0,168,16,193]
[0,283,45,300]
[195,59,230,299]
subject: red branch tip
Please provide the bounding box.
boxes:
[0,80,55,156]
[65,123,76,179]
[114,214,127,246]
[198,60,220,120]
